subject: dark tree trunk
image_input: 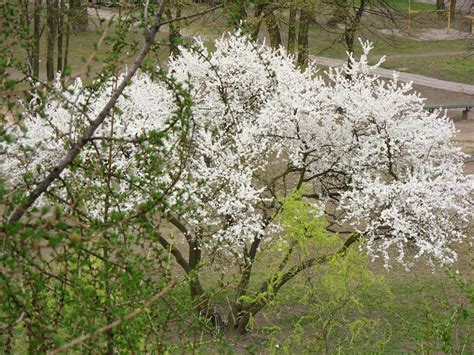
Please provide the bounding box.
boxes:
[251,2,265,40]
[436,0,446,19]
[46,0,57,81]
[344,0,365,73]
[297,9,309,68]
[19,0,33,71]
[263,5,281,48]
[449,0,456,21]
[230,234,359,335]
[228,235,261,333]
[287,1,297,54]
[33,0,41,78]
[63,13,70,73]
[57,0,65,74]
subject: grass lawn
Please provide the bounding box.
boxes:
[308,28,469,58]
[307,26,474,84]
[385,0,437,11]
[382,54,474,84]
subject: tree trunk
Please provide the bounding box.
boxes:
[18,0,34,74]
[287,1,297,54]
[436,0,446,19]
[228,235,262,333]
[46,0,57,81]
[297,9,309,68]
[63,12,70,73]
[57,0,65,74]
[449,0,456,22]
[344,0,365,73]
[251,2,265,40]
[33,0,41,78]
[263,5,281,48]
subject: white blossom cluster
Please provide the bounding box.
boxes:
[4,73,177,218]
[3,34,472,266]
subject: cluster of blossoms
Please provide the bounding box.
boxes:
[3,33,472,266]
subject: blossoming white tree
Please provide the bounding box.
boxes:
[4,33,472,333]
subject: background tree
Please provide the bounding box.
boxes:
[46,0,57,81]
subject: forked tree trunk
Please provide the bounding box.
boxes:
[327,0,348,27]
[344,0,365,74]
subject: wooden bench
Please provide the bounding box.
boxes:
[424,103,473,119]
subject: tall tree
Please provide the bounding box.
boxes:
[46,0,57,81]
[344,0,366,57]
[436,0,445,19]
[449,0,457,22]
[297,9,309,67]
[263,4,281,48]
[287,0,298,54]
[57,0,65,73]
[33,0,42,78]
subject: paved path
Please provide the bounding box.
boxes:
[312,56,474,95]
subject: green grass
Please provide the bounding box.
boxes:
[382,55,474,84]
[305,18,473,84]
[307,19,469,57]
[385,0,437,12]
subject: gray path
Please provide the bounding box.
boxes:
[312,56,474,96]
